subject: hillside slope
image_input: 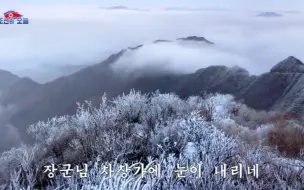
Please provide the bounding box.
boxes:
[0,38,303,142]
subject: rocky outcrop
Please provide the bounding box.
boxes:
[270,56,304,73]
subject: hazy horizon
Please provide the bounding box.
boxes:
[0,3,304,82]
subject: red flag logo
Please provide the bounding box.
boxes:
[3,11,23,19]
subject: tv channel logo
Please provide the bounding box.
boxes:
[0,10,29,24]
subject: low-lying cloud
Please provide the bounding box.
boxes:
[0,6,304,82]
[112,42,252,75]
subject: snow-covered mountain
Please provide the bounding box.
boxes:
[0,36,304,145]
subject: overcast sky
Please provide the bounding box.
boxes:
[2,0,303,7]
[0,1,303,79]
[2,0,304,9]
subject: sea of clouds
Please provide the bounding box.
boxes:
[0,5,304,81]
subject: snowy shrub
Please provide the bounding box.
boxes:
[204,93,236,120]
[197,93,235,122]
[267,121,304,157]
[185,96,204,111]
[112,90,149,124]
[149,122,188,157]
[232,104,277,129]
[216,119,275,145]
[0,90,304,189]
[0,144,40,189]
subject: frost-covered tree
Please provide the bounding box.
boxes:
[0,90,303,189]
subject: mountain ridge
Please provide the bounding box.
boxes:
[0,70,20,92]
[0,36,303,144]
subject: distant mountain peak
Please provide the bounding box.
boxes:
[257,12,282,17]
[124,37,214,54]
[128,44,143,50]
[270,56,304,73]
[99,5,128,10]
[100,5,148,11]
[177,36,214,44]
[108,5,127,9]
[153,39,172,44]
